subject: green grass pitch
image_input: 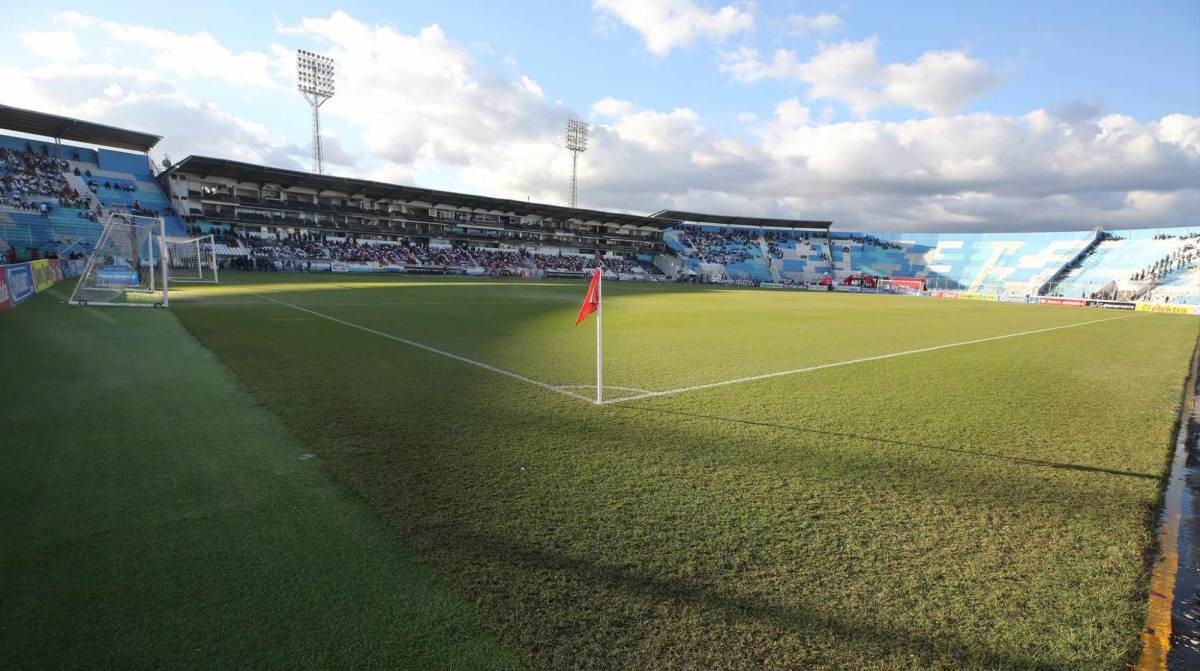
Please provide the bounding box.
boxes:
[5,272,1199,670]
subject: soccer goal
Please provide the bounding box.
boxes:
[69,214,169,308]
[165,234,219,283]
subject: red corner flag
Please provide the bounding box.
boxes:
[575,268,602,325]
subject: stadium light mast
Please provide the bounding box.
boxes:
[565,119,588,208]
[296,49,335,175]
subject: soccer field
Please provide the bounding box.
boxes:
[157,272,1199,670]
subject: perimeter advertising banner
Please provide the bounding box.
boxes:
[998,294,1028,303]
[1135,303,1194,315]
[1086,300,1136,310]
[930,290,960,299]
[1039,297,1086,307]
[1,259,97,315]
[31,259,55,292]
[890,277,926,292]
[0,267,10,314]
[958,292,999,301]
[95,267,140,287]
[7,263,35,304]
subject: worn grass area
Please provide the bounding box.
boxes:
[160,272,1200,670]
[0,283,521,670]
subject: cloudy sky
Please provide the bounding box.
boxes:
[1,0,1197,231]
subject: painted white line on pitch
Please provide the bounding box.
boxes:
[557,384,653,394]
[255,294,594,403]
[183,298,578,307]
[603,315,1134,405]
[305,298,580,306]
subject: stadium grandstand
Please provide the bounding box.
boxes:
[2,105,1199,305]
[159,156,669,278]
[0,106,184,264]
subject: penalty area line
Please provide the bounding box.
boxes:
[603,315,1134,405]
[254,294,595,404]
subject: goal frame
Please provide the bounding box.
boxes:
[69,214,169,308]
[165,234,220,284]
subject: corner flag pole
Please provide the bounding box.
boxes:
[596,269,603,404]
[574,267,604,403]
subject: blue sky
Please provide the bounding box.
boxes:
[0,1,1197,231]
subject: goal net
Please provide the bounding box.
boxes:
[165,234,219,283]
[69,214,168,307]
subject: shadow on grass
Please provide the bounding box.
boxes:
[617,404,1159,482]
[447,528,1068,671]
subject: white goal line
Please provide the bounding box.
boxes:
[256,294,1131,407]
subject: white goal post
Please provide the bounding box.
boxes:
[69,214,169,308]
[165,234,219,283]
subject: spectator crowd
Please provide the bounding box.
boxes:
[1131,243,1198,283]
[675,230,758,264]
[225,229,656,275]
[0,145,95,214]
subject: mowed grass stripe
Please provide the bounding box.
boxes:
[169,273,1200,670]
[0,283,521,670]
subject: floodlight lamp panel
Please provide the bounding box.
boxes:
[296,50,336,96]
[565,119,589,152]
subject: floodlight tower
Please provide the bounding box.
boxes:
[565,119,588,208]
[296,49,336,175]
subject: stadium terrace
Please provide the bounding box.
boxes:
[4,105,1200,671]
[1,107,1198,307]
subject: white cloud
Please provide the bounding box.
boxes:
[20,30,85,62]
[721,38,1002,116]
[53,11,291,90]
[284,12,563,174]
[787,13,842,34]
[7,9,1197,233]
[1157,113,1200,154]
[611,107,703,152]
[520,75,544,99]
[593,0,753,55]
[590,97,636,118]
[0,62,287,166]
[882,50,1002,116]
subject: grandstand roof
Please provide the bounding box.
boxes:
[650,210,831,230]
[163,155,676,229]
[0,105,161,153]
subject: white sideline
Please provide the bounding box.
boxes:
[255,294,594,403]
[601,315,1134,405]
